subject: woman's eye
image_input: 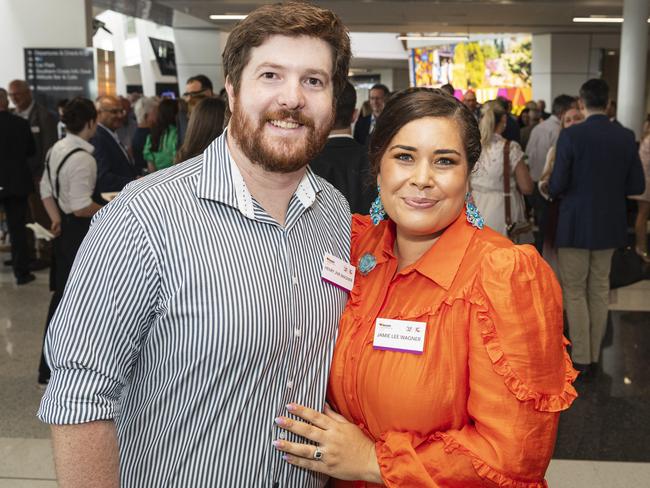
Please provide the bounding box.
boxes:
[436,157,454,166]
[395,153,413,162]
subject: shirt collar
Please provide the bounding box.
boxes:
[373,211,476,290]
[64,133,95,154]
[16,101,35,119]
[328,133,354,140]
[196,130,322,220]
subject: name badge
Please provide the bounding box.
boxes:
[31,126,41,133]
[373,318,427,354]
[321,252,355,292]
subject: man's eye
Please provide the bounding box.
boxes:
[261,72,278,80]
[306,77,323,87]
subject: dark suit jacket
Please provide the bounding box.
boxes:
[353,115,372,146]
[0,111,35,198]
[26,103,57,179]
[310,136,376,215]
[91,124,138,194]
[549,114,645,249]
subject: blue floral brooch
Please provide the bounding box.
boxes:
[358,253,377,276]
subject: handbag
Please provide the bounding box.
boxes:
[609,247,645,289]
[503,140,534,244]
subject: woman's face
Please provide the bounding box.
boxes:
[377,116,469,240]
[562,108,584,128]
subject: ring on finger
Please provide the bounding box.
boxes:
[313,446,324,461]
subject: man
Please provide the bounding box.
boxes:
[131,96,158,173]
[549,79,644,378]
[525,94,576,252]
[606,99,622,126]
[462,89,480,119]
[0,88,36,284]
[311,81,376,214]
[38,2,352,487]
[116,96,137,148]
[91,95,138,194]
[353,83,388,146]
[8,80,57,266]
[520,108,540,149]
[537,99,551,120]
[178,74,215,144]
[497,96,521,144]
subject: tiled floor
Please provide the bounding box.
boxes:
[1,250,649,487]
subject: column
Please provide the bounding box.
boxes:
[617,0,649,139]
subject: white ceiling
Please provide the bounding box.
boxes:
[158,0,632,34]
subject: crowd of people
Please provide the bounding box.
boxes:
[0,1,648,485]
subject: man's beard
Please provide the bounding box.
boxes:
[229,103,333,173]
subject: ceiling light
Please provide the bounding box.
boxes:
[398,35,470,42]
[573,16,623,23]
[209,14,247,20]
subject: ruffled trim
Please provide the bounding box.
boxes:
[432,432,549,488]
[479,308,578,412]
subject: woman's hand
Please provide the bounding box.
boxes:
[274,403,383,484]
[50,219,61,237]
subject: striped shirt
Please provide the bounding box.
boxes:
[38,132,352,487]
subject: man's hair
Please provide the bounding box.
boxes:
[222,1,351,99]
[186,74,213,93]
[333,81,357,129]
[370,84,389,96]
[61,97,97,134]
[56,98,69,110]
[133,96,158,125]
[552,94,577,116]
[580,79,609,110]
[0,88,8,108]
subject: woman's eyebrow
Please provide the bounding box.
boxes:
[433,149,461,156]
[389,144,417,151]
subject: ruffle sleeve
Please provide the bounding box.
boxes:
[374,244,577,487]
[350,213,375,264]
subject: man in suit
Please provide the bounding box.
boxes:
[311,81,376,214]
[0,88,36,284]
[8,79,57,267]
[92,95,138,194]
[353,83,389,146]
[549,78,645,378]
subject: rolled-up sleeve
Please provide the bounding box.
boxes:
[38,194,160,425]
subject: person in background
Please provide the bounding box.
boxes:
[462,89,480,119]
[526,94,577,253]
[92,95,138,194]
[606,99,621,126]
[178,74,215,144]
[497,96,521,144]
[175,97,225,163]
[56,99,68,140]
[354,83,389,146]
[521,108,541,149]
[274,88,576,487]
[8,79,58,269]
[0,87,36,285]
[359,100,371,118]
[537,99,551,120]
[629,128,650,263]
[471,100,533,236]
[131,96,158,173]
[440,82,454,96]
[38,97,103,385]
[143,98,178,172]
[116,96,137,148]
[518,107,530,128]
[549,79,645,379]
[311,81,376,214]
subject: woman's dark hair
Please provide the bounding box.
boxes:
[176,97,226,162]
[368,87,481,177]
[61,97,97,134]
[150,98,178,151]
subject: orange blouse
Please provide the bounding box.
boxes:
[327,213,577,487]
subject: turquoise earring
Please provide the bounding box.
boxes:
[465,192,484,229]
[369,185,386,225]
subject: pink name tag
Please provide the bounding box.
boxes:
[321,252,355,292]
[373,318,427,354]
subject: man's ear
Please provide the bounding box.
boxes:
[225,76,236,113]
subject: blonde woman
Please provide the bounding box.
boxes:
[470,100,533,236]
[629,130,650,262]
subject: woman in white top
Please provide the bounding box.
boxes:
[629,130,650,262]
[470,100,533,236]
[38,97,103,385]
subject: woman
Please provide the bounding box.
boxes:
[538,106,584,270]
[273,88,577,486]
[471,100,534,237]
[143,98,178,172]
[175,97,226,163]
[39,97,103,384]
[629,130,650,262]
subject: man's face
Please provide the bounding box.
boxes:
[183,80,211,103]
[226,34,335,174]
[537,100,546,112]
[97,97,125,131]
[463,92,477,112]
[8,83,32,111]
[369,88,386,117]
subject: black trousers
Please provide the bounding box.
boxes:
[38,212,90,383]
[1,196,30,279]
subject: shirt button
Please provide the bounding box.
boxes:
[292,276,298,286]
[279,432,287,439]
[294,328,301,338]
[287,380,294,389]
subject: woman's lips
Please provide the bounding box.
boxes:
[403,197,437,209]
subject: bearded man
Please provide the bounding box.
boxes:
[38,3,352,487]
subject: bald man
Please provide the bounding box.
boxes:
[91,95,138,194]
